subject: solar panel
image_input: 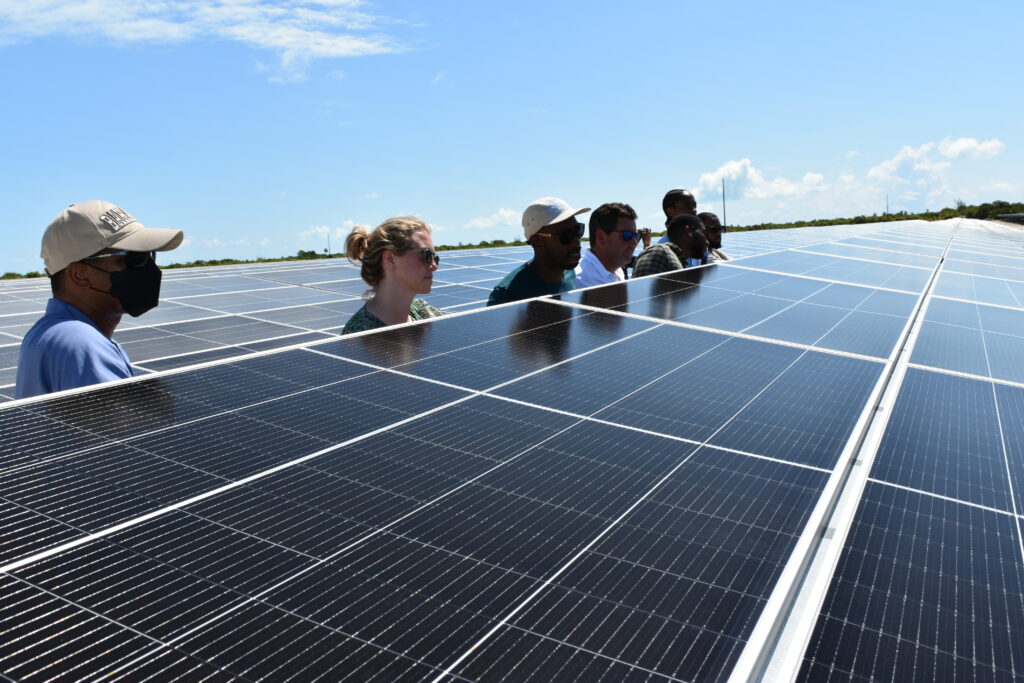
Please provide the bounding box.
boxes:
[3,218,1024,680]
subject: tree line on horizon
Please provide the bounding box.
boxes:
[3,200,1022,280]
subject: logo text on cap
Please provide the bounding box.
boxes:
[98,207,136,232]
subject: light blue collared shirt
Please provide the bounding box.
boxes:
[15,298,133,399]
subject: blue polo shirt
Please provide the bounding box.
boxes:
[15,298,133,399]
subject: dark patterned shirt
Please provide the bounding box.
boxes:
[632,242,687,278]
[342,298,443,334]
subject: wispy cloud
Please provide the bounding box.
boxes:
[361,191,379,200]
[299,220,356,242]
[0,1,407,79]
[464,208,518,229]
[203,237,249,247]
[431,71,445,85]
[867,137,1004,183]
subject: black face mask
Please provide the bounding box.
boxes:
[86,257,162,317]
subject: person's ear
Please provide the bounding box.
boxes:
[64,262,94,290]
[383,250,397,271]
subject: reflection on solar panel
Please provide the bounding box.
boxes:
[3,217,1024,681]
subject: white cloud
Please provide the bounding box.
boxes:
[868,137,1005,184]
[361,191,379,199]
[698,158,827,200]
[431,71,445,85]
[299,220,356,242]
[258,237,271,246]
[866,143,934,182]
[0,1,406,77]
[845,150,861,159]
[938,136,1005,159]
[203,237,249,247]
[464,208,518,229]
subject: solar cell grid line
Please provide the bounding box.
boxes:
[727,229,953,682]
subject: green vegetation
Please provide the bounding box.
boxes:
[2,200,1021,280]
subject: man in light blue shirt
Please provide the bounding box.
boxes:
[15,201,184,399]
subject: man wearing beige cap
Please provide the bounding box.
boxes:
[15,201,184,399]
[487,197,589,306]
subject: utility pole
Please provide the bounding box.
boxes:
[721,177,727,227]
[885,194,889,216]
[326,231,331,255]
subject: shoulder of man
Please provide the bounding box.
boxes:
[487,262,532,306]
[27,318,131,393]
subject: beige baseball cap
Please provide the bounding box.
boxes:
[41,201,185,275]
[521,197,591,239]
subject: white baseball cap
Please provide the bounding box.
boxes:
[41,201,185,275]
[521,197,591,239]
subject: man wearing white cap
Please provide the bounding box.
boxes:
[15,201,184,399]
[487,197,589,306]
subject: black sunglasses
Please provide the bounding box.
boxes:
[82,250,155,269]
[536,223,584,245]
[414,248,440,267]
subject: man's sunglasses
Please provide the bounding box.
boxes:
[536,223,585,245]
[610,229,644,242]
[82,250,155,268]
[413,248,440,267]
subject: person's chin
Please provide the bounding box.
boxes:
[565,252,582,269]
[421,277,433,293]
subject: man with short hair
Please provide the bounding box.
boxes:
[698,211,730,262]
[575,202,641,288]
[657,188,698,243]
[633,214,708,277]
[16,201,184,399]
[487,197,590,306]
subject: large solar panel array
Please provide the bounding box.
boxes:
[2,217,1022,681]
[0,221,923,400]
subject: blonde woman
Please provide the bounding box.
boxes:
[342,216,444,334]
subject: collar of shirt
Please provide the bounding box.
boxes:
[45,298,108,335]
[576,248,624,282]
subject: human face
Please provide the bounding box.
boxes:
[390,230,438,295]
[598,217,640,270]
[672,223,707,259]
[677,195,697,216]
[535,217,583,270]
[702,216,723,248]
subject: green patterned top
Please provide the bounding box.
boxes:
[342,298,444,334]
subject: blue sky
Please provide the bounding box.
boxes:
[1,0,1020,273]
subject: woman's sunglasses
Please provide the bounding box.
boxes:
[414,248,440,267]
